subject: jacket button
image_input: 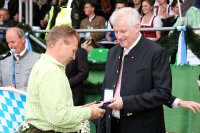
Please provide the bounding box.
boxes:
[109,115,111,118]
[127,113,133,116]
[113,85,115,88]
[117,70,119,73]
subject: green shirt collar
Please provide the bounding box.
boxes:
[41,54,65,70]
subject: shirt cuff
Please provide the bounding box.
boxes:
[81,107,91,121]
[172,98,181,108]
[112,110,120,119]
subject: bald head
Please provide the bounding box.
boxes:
[6,27,26,54]
[6,27,25,38]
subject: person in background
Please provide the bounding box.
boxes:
[172,0,200,34]
[161,0,183,37]
[38,0,52,27]
[127,0,144,15]
[0,0,19,20]
[154,0,174,22]
[184,0,200,27]
[65,46,89,106]
[0,27,40,91]
[98,0,115,21]
[38,0,52,39]
[0,8,17,27]
[25,25,105,133]
[43,0,80,30]
[141,0,162,42]
[115,0,126,10]
[154,0,174,6]
[13,13,19,23]
[105,0,126,43]
[80,1,105,52]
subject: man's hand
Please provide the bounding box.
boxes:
[89,103,105,120]
[83,101,96,107]
[40,20,48,27]
[108,97,123,110]
[86,36,92,42]
[178,100,200,113]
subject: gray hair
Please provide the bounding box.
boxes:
[16,28,25,38]
[110,7,140,27]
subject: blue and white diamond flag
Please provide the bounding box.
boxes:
[0,87,26,133]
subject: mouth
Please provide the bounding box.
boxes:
[118,39,125,43]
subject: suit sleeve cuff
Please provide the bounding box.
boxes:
[172,98,181,108]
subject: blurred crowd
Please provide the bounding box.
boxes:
[0,0,199,51]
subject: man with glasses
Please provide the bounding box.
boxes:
[0,27,40,91]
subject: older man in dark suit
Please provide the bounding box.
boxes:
[98,7,172,133]
[97,7,200,133]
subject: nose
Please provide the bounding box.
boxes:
[8,44,14,49]
[116,32,123,40]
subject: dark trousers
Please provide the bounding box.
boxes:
[111,116,121,133]
[29,124,77,133]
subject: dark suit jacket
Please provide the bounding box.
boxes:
[65,47,89,106]
[8,0,19,20]
[161,16,178,37]
[22,2,40,26]
[98,36,172,133]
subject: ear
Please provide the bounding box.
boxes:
[21,36,26,44]
[135,24,141,33]
[92,7,95,12]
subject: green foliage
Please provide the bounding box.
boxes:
[159,26,200,59]
[185,27,200,59]
[159,30,179,57]
[0,38,9,54]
